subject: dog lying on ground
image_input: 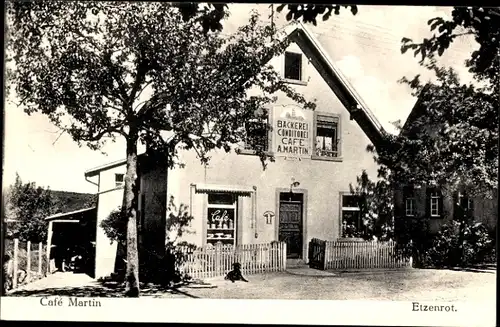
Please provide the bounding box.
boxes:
[224,262,248,283]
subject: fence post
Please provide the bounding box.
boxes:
[13,239,19,289]
[282,242,287,270]
[27,240,31,282]
[38,242,43,275]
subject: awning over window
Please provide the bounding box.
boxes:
[193,183,254,195]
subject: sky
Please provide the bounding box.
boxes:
[2,5,477,194]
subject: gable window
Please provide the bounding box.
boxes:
[115,173,124,187]
[315,114,340,158]
[244,117,269,152]
[284,52,302,81]
[426,188,443,218]
[341,194,364,238]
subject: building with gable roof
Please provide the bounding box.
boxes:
[83,23,387,278]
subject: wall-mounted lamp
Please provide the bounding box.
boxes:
[290,177,300,194]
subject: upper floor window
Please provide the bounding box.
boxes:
[244,118,268,152]
[115,173,124,188]
[284,52,302,81]
[427,188,443,218]
[315,114,340,158]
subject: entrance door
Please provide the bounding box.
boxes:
[278,193,303,259]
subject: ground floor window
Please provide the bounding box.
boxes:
[341,194,364,238]
[206,193,237,246]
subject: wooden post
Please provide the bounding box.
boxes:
[46,221,53,274]
[27,241,31,282]
[12,239,19,289]
[282,242,287,271]
[38,242,43,275]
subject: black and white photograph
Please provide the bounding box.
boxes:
[1,2,497,326]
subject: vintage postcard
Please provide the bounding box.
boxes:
[2,2,497,326]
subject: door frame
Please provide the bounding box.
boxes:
[275,188,308,260]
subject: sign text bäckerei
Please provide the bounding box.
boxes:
[273,106,312,157]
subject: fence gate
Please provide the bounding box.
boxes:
[308,238,326,270]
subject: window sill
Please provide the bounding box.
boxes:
[237,148,273,156]
[311,155,343,162]
[283,78,308,86]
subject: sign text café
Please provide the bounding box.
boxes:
[272,106,313,158]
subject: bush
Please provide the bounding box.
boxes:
[426,221,495,268]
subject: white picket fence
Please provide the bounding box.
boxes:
[5,238,50,290]
[324,240,411,270]
[309,238,411,270]
[180,242,287,280]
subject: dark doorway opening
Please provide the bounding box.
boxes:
[50,215,96,278]
[278,192,304,259]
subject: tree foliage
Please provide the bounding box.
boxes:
[401,7,500,93]
[4,174,59,243]
[7,2,315,296]
[374,60,498,198]
[275,4,358,25]
[174,3,358,31]
[374,7,500,198]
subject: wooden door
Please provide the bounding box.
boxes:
[279,200,303,259]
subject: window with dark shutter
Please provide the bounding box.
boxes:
[244,118,269,152]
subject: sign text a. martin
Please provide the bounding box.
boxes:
[272,106,313,158]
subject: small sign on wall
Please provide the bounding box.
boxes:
[263,211,275,224]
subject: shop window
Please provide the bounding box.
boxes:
[315,114,340,158]
[206,193,237,246]
[341,194,364,238]
[284,52,302,81]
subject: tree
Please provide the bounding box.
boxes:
[7,2,315,297]
[375,61,498,198]
[4,174,59,243]
[401,7,500,93]
[348,169,394,241]
[386,6,500,197]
